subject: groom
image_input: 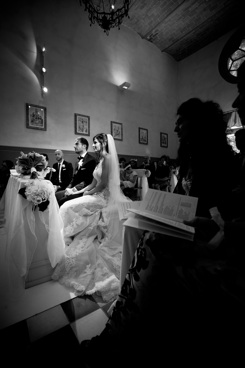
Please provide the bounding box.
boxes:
[56,137,97,207]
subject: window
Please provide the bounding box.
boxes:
[224,110,242,153]
[219,25,245,84]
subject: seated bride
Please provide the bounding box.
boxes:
[52,133,131,302]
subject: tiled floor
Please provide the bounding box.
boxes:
[0,280,114,365]
[0,221,114,365]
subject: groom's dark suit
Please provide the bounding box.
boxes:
[56,152,97,206]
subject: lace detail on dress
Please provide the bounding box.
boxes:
[52,159,123,302]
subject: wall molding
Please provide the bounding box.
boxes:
[0,145,157,169]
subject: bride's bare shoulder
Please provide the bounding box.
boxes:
[102,152,110,160]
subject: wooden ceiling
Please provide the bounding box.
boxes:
[120,0,244,61]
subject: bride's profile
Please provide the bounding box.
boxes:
[52,133,130,302]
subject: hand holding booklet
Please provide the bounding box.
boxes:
[124,189,198,241]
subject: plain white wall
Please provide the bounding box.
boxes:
[0,0,178,159]
[177,30,238,113]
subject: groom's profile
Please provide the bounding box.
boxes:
[55,137,96,207]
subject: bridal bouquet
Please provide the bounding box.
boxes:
[18,179,53,211]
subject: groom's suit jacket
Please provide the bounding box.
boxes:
[69,153,97,191]
[51,160,73,190]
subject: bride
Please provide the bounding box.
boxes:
[52,133,130,302]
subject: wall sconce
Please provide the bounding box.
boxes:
[41,46,48,96]
[119,82,131,90]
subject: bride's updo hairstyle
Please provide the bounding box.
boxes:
[93,133,109,153]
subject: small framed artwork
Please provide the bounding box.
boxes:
[26,103,47,131]
[111,121,123,141]
[139,127,148,145]
[160,132,168,148]
[74,114,90,136]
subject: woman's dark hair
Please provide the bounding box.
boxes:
[93,133,109,153]
[3,160,14,170]
[175,97,236,218]
[176,98,229,164]
[176,98,227,142]
[119,157,126,163]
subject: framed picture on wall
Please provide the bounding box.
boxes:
[74,113,90,136]
[111,121,123,141]
[26,103,47,131]
[139,127,148,145]
[160,132,168,148]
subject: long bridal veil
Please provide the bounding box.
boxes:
[52,133,131,302]
[107,133,128,205]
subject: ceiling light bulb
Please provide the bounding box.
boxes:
[42,47,46,52]
[42,67,46,73]
[42,86,48,93]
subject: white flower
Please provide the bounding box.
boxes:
[24,179,53,207]
[78,159,83,168]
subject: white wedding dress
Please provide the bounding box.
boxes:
[52,159,125,302]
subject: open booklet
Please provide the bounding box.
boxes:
[121,189,198,241]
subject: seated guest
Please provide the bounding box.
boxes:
[120,164,138,199]
[173,98,236,218]
[129,159,138,169]
[119,157,127,169]
[152,155,171,191]
[140,156,156,188]
[119,157,127,182]
[120,164,138,189]
[40,153,56,181]
[55,137,96,207]
[0,159,14,198]
[51,149,73,192]
[234,128,245,190]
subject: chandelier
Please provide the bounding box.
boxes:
[79,0,131,35]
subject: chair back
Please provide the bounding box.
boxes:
[134,169,149,200]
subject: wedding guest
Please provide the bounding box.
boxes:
[40,153,56,181]
[234,128,245,190]
[51,149,73,192]
[55,137,96,207]
[119,157,127,169]
[119,157,127,181]
[173,98,236,218]
[79,62,245,368]
[120,164,138,189]
[0,159,14,198]
[140,156,156,188]
[152,155,171,191]
[52,133,130,302]
[129,159,138,169]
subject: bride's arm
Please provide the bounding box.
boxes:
[84,156,109,196]
[72,178,97,195]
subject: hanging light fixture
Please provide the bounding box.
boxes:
[79,0,131,35]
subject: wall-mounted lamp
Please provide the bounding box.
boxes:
[41,46,48,96]
[119,82,131,90]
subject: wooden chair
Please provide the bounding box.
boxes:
[126,169,149,201]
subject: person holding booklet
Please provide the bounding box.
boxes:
[173,97,236,219]
[79,62,245,367]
